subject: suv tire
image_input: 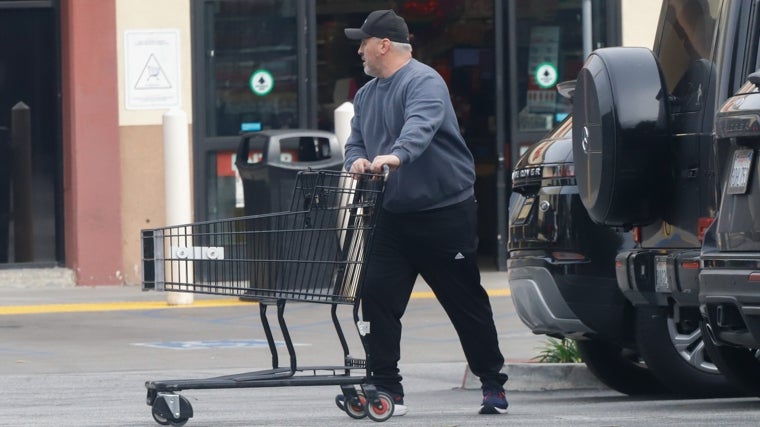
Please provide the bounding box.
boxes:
[572,47,672,227]
[576,338,666,395]
[635,305,745,397]
[700,322,760,396]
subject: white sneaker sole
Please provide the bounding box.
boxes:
[393,404,408,416]
[479,405,508,415]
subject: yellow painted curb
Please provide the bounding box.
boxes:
[0,289,510,316]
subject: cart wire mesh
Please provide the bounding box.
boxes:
[142,170,386,304]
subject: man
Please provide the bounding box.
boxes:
[337,9,509,416]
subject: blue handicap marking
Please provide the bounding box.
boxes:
[132,339,309,350]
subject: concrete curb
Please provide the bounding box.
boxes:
[0,267,76,288]
[461,363,608,391]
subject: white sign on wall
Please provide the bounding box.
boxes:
[125,29,180,110]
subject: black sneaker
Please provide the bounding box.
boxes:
[479,387,508,414]
[335,387,408,416]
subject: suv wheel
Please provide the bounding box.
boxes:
[700,322,760,396]
[635,305,745,397]
[576,338,666,395]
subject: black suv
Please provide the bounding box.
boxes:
[700,72,760,395]
[508,118,662,395]
[510,0,755,397]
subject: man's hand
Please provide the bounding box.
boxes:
[370,155,400,173]
[349,158,372,177]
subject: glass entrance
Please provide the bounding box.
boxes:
[191,0,621,267]
[315,1,500,252]
[0,1,61,265]
[192,0,315,220]
[509,0,620,164]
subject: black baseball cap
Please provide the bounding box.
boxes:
[344,10,410,43]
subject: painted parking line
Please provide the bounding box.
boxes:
[0,289,510,316]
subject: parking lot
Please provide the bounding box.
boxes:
[2,272,760,426]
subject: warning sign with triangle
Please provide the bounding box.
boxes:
[135,54,172,90]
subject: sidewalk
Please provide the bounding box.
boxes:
[0,264,511,306]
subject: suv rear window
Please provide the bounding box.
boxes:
[658,0,721,112]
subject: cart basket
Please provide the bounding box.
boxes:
[142,169,386,304]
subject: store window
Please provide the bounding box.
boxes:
[513,0,617,156]
[193,0,314,221]
[203,0,300,136]
[315,1,499,252]
[193,0,620,263]
[315,1,496,158]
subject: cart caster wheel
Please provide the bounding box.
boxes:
[151,393,193,426]
[337,392,367,419]
[366,391,394,422]
[151,409,172,426]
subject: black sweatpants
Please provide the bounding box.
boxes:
[361,196,508,397]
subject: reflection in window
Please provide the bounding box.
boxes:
[658,0,720,113]
[515,0,612,133]
[205,1,300,137]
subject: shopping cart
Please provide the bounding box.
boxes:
[141,169,392,425]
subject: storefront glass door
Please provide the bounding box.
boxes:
[315,0,500,252]
[509,0,620,163]
[192,0,314,220]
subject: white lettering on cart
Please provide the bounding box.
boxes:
[171,246,225,260]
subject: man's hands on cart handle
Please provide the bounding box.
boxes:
[349,155,399,178]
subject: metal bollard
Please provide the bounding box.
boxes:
[11,102,33,262]
[163,108,194,305]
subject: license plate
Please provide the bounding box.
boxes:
[655,256,669,293]
[726,149,754,195]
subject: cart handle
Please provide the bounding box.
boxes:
[381,164,390,181]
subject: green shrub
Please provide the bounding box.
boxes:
[532,337,582,363]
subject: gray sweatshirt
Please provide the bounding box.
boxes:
[344,59,475,213]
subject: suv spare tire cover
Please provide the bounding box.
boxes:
[572,47,671,228]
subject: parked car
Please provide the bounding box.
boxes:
[510,0,754,397]
[700,71,760,396]
[508,117,665,395]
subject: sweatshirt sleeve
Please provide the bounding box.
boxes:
[343,93,368,171]
[390,72,447,164]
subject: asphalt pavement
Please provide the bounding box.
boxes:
[6,268,760,426]
[0,266,605,393]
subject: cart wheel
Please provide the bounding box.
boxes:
[151,409,171,426]
[151,394,192,426]
[366,391,394,422]
[338,393,367,419]
[152,406,189,427]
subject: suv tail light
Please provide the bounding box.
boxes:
[552,251,587,261]
[698,217,714,241]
